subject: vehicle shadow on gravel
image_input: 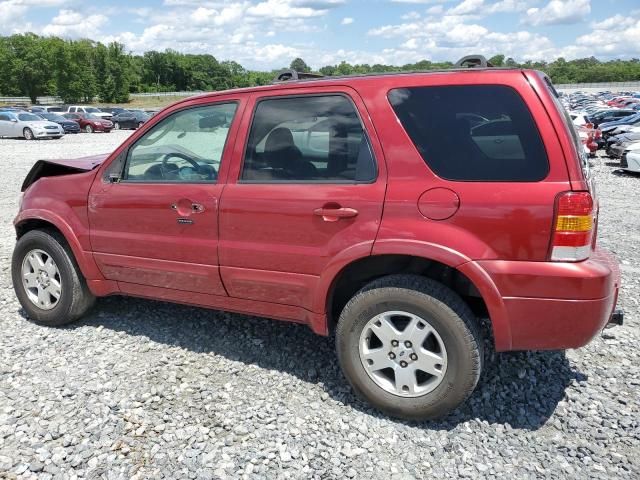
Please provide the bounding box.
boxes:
[53,296,584,431]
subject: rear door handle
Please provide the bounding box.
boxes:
[313,207,359,221]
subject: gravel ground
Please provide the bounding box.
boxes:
[0,132,638,479]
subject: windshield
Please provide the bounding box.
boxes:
[85,114,100,120]
[18,113,42,121]
[85,107,101,113]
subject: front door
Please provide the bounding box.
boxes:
[219,89,386,311]
[88,101,241,295]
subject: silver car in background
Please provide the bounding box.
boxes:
[0,111,64,140]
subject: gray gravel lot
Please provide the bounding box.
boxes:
[0,132,638,479]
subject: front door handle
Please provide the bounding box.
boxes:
[313,207,359,222]
[171,200,205,215]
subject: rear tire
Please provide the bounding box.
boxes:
[336,274,483,420]
[11,230,95,326]
[137,122,144,129]
[23,128,34,140]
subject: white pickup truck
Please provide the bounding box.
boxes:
[65,106,112,120]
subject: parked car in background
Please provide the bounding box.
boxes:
[588,109,636,128]
[65,106,112,120]
[0,111,64,140]
[621,147,640,173]
[100,107,129,117]
[29,106,65,114]
[62,112,113,133]
[11,59,622,420]
[600,112,640,135]
[112,111,149,130]
[38,113,81,134]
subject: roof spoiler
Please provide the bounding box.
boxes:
[454,55,494,68]
[273,69,325,83]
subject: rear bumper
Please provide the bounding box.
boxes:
[476,247,621,351]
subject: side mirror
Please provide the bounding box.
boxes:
[11,118,18,123]
[108,173,121,183]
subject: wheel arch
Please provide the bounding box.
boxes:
[14,212,103,282]
[322,250,510,351]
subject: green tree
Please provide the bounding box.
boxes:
[290,57,310,72]
[489,54,505,67]
[4,34,54,103]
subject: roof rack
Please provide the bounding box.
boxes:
[273,69,325,83]
[454,55,494,68]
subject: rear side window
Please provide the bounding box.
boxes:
[388,85,549,181]
[241,95,376,183]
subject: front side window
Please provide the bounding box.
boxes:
[123,103,237,183]
[241,95,376,182]
[388,85,549,181]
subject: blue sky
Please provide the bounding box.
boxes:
[1,0,639,69]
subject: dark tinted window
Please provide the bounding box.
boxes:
[388,85,549,181]
[241,95,376,183]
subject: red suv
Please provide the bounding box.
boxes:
[12,57,622,420]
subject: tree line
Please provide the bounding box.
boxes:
[1,34,639,104]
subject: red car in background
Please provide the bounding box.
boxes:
[607,97,633,107]
[62,112,113,133]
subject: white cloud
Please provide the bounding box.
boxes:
[341,17,353,25]
[524,0,591,26]
[41,9,108,37]
[391,0,451,3]
[573,13,640,58]
[402,11,421,20]
[448,0,483,16]
[247,0,334,18]
[0,0,69,32]
[447,0,532,17]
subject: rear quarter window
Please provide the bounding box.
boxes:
[388,85,549,182]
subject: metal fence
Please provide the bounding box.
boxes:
[3,81,640,104]
[555,81,640,93]
[130,91,205,98]
[0,91,204,105]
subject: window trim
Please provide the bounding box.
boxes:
[239,92,378,185]
[117,101,239,185]
[387,84,551,183]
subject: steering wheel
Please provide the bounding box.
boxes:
[161,152,216,180]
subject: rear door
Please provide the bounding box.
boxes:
[88,99,242,295]
[0,113,14,136]
[218,87,386,311]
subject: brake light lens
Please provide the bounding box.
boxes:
[550,191,594,262]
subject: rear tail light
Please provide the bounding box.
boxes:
[550,191,594,262]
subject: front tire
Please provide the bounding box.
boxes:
[84,125,93,133]
[11,230,95,326]
[23,128,34,140]
[114,122,120,130]
[336,274,483,420]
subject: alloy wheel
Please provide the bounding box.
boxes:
[21,249,62,310]
[359,311,448,397]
